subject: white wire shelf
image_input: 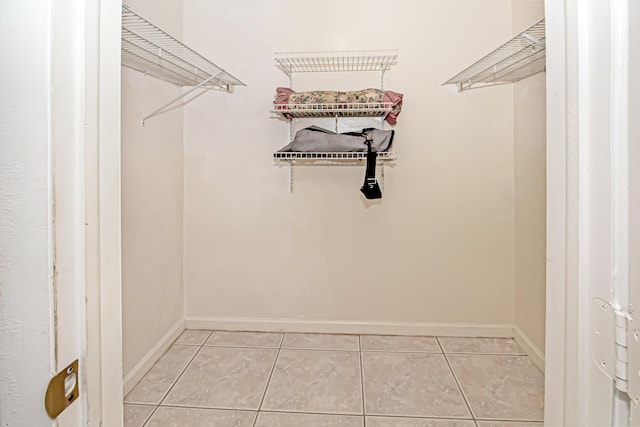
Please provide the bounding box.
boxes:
[443,19,545,91]
[274,50,398,76]
[272,102,393,118]
[274,151,396,160]
[122,5,245,90]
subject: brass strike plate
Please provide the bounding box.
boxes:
[45,359,79,419]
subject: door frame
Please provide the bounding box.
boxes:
[84,0,124,425]
[545,0,634,425]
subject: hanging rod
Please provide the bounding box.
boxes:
[443,18,546,91]
[121,4,245,123]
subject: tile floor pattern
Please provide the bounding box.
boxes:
[124,331,544,427]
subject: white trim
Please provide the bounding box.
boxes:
[544,0,569,424]
[83,1,123,425]
[123,319,186,396]
[514,326,545,373]
[184,317,513,338]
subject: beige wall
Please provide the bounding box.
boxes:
[121,0,185,376]
[182,0,518,327]
[513,0,546,354]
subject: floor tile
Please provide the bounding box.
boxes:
[282,333,359,351]
[123,404,155,427]
[361,335,441,353]
[124,345,199,404]
[255,412,364,427]
[438,337,524,355]
[145,407,256,427]
[162,346,278,410]
[367,417,476,427]
[448,355,544,421]
[173,329,212,346]
[362,352,470,418]
[261,349,363,415]
[205,331,283,348]
[476,422,543,427]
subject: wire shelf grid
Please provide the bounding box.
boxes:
[443,19,545,91]
[274,151,396,160]
[272,102,393,118]
[121,4,245,89]
[275,50,398,76]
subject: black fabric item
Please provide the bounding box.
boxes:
[360,138,382,199]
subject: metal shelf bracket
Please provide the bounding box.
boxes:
[142,73,221,125]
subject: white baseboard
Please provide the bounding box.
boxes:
[184,316,514,338]
[514,326,545,373]
[123,318,186,396]
[122,317,544,388]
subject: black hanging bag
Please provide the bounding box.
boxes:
[360,135,382,199]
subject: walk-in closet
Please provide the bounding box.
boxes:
[119,1,547,425]
[6,0,640,425]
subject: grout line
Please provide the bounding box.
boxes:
[274,347,360,353]
[123,402,156,407]
[364,413,474,421]
[202,344,283,350]
[140,405,159,427]
[442,351,528,356]
[144,403,258,412]
[252,335,285,427]
[201,330,213,346]
[258,409,474,420]
[157,345,204,407]
[358,336,366,427]
[475,417,544,423]
[280,347,360,352]
[360,349,443,354]
[436,337,477,421]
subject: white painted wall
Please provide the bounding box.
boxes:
[182,0,518,329]
[512,0,546,364]
[0,3,57,425]
[121,0,185,378]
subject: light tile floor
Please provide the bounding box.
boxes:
[124,331,544,427]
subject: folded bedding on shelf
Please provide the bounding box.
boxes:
[277,126,394,153]
[274,87,403,125]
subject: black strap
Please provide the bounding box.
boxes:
[360,136,382,199]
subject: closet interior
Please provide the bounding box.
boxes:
[120,1,547,425]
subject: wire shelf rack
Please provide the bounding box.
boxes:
[121,4,245,90]
[274,50,398,76]
[274,151,396,160]
[443,19,545,91]
[272,102,393,118]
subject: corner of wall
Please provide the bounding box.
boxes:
[121,0,187,379]
[512,0,546,361]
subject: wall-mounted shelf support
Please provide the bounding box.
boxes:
[143,72,220,125]
[443,19,545,91]
[122,4,245,123]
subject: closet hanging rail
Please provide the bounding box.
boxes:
[443,19,545,92]
[121,4,245,124]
